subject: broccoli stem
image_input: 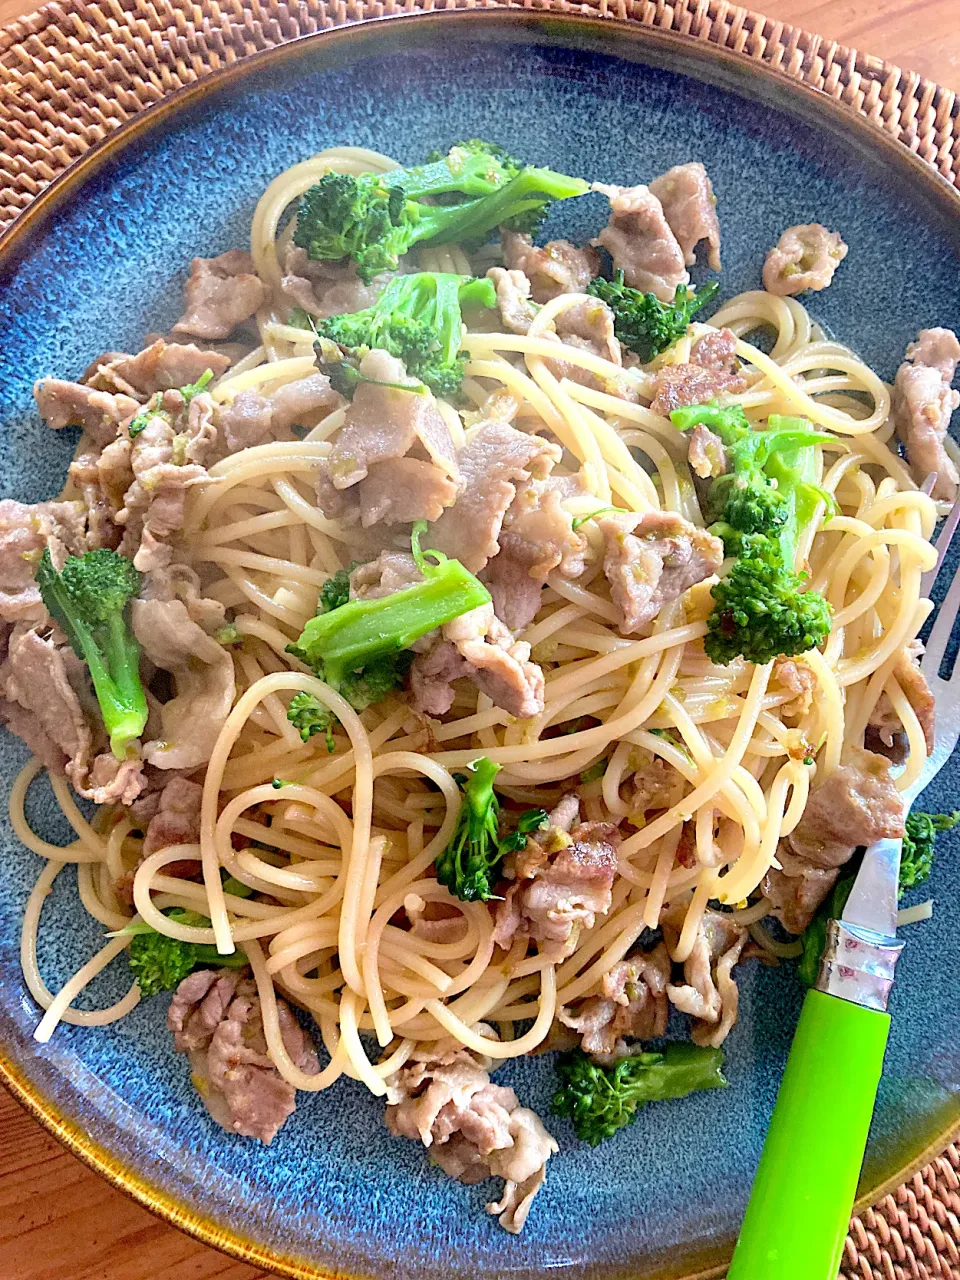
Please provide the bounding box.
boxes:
[291,540,490,689]
[414,167,589,246]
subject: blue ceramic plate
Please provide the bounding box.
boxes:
[2,13,960,1279]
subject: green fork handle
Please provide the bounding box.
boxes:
[726,988,891,1280]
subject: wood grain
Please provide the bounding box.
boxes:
[0,1,958,1277]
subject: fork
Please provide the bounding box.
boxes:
[727,494,960,1280]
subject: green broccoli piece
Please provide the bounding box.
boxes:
[179,368,215,403]
[670,405,833,666]
[435,757,504,902]
[35,548,148,759]
[552,1044,728,1145]
[314,272,497,398]
[293,143,589,281]
[287,691,336,752]
[498,807,549,856]
[126,909,247,998]
[288,523,489,705]
[318,563,362,614]
[900,810,960,894]
[586,273,720,363]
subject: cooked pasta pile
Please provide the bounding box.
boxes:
[10,143,947,1229]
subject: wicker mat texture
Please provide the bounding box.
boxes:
[1,1,960,1276]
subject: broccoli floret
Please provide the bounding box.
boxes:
[288,523,489,706]
[900,810,960,894]
[586,273,720,363]
[314,273,496,398]
[552,1044,728,1145]
[126,909,247,998]
[705,544,832,666]
[318,563,362,614]
[287,691,336,752]
[671,405,833,665]
[293,144,589,281]
[498,807,548,856]
[435,757,504,902]
[35,548,148,759]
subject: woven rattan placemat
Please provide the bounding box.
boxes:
[2,1,960,1276]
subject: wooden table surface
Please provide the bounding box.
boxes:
[1,1,959,1278]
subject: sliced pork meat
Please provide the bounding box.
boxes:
[142,776,203,857]
[428,422,561,574]
[687,424,728,479]
[168,968,318,1143]
[591,183,689,303]
[493,799,619,961]
[762,844,840,935]
[359,458,459,526]
[500,231,599,303]
[131,597,235,771]
[139,561,226,634]
[629,752,686,814]
[486,267,538,335]
[215,373,340,455]
[105,340,231,397]
[482,473,588,631]
[279,244,390,318]
[115,392,216,572]
[0,623,145,804]
[173,250,267,340]
[70,436,132,550]
[559,942,671,1063]
[648,162,721,271]
[410,603,545,720]
[34,379,139,447]
[650,361,747,417]
[554,298,621,365]
[349,551,422,601]
[385,1039,557,1234]
[596,511,724,635]
[320,350,459,522]
[893,327,960,501]
[690,327,740,375]
[0,499,87,623]
[865,641,935,764]
[663,906,750,1048]
[773,657,816,717]
[762,224,848,297]
[786,745,904,869]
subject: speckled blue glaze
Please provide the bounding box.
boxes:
[2,17,960,1280]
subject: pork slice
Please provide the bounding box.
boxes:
[215,391,275,454]
[0,498,88,622]
[482,472,587,630]
[597,510,724,635]
[268,372,341,433]
[70,436,133,550]
[691,327,740,375]
[762,224,848,297]
[664,905,749,1048]
[500,231,599,303]
[169,969,318,1143]
[787,745,904,868]
[385,1043,556,1234]
[687,424,728,479]
[34,380,139,447]
[630,753,686,813]
[650,362,747,417]
[493,804,619,961]
[348,552,422,601]
[554,298,620,366]
[648,162,721,271]
[2,624,94,778]
[280,248,390,318]
[486,266,538,334]
[894,327,960,501]
[865,641,935,764]
[762,844,840,935]
[107,340,231,395]
[325,349,458,490]
[173,250,267,340]
[131,597,235,770]
[558,942,671,1062]
[357,458,459,526]
[428,422,561,573]
[773,657,816,717]
[142,776,203,857]
[592,183,689,302]
[139,562,226,634]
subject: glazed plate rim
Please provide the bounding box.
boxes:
[2,10,960,1279]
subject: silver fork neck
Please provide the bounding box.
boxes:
[816,920,904,1012]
